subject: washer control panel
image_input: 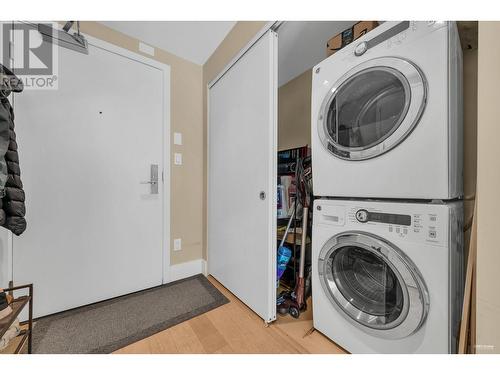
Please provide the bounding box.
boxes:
[348,205,447,245]
[315,203,346,226]
[314,201,448,246]
[354,209,411,226]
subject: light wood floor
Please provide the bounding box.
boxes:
[114,276,347,354]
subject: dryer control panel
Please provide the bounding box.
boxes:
[324,20,449,64]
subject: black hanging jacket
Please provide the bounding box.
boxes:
[0,65,26,235]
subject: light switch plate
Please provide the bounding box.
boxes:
[174,238,182,251]
[174,132,183,145]
[174,153,182,165]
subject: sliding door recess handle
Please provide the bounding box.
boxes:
[259,191,266,200]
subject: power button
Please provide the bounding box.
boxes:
[356,209,369,223]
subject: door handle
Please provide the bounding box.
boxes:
[140,164,159,194]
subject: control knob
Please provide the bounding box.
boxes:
[356,209,369,223]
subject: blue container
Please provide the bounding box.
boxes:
[277,246,292,286]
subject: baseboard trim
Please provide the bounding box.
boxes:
[169,259,204,282]
[201,259,208,276]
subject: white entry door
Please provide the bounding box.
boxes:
[208,31,277,322]
[12,34,170,318]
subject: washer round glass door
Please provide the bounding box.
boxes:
[317,57,427,160]
[318,232,429,339]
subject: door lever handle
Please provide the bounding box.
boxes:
[141,164,159,194]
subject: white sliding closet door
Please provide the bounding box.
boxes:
[12,34,169,318]
[208,31,278,322]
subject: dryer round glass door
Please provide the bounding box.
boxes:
[318,232,429,339]
[317,57,427,160]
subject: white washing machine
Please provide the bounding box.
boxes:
[312,199,464,353]
[311,21,463,199]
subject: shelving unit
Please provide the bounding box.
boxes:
[0,284,33,354]
[277,146,311,290]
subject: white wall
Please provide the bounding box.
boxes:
[0,230,11,288]
[0,24,11,289]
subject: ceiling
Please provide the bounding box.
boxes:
[101,21,358,82]
[278,21,356,86]
[101,21,236,65]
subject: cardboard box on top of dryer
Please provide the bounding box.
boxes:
[326,21,379,57]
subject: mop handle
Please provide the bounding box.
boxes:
[279,206,296,248]
[299,206,309,279]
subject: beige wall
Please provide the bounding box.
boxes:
[476,21,500,354]
[278,70,312,151]
[202,21,269,260]
[463,47,478,257]
[78,22,204,266]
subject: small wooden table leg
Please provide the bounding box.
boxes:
[28,284,33,354]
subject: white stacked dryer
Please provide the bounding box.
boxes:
[311,21,463,200]
[310,21,464,354]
